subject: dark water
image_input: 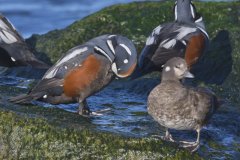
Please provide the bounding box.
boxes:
[0,75,239,159]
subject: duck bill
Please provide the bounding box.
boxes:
[184,71,194,78]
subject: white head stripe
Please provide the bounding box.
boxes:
[174,5,177,20]
[190,4,195,18]
[94,46,112,62]
[119,44,131,55]
[108,35,116,38]
[107,40,115,54]
[165,66,171,72]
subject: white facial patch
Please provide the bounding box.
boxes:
[64,66,68,69]
[107,40,115,54]
[43,95,47,99]
[11,57,16,62]
[111,62,118,75]
[165,66,171,72]
[119,44,131,55]
[124,59,128,64]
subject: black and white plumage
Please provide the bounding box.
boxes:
[0,13,49,68]
[132,0,209,79]
[10,34,137,115]
[148,57,219,152]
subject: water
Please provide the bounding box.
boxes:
[1,75,239,159]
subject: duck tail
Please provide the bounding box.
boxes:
[27,59,50,69]
[9,94,34,104]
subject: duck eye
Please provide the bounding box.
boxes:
[175,65,180,69]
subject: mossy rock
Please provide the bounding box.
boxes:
[0,85,201,159]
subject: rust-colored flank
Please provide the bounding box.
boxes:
[63,54,101,97]
[185,34,205,67]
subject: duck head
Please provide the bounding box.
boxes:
[162,57,194,81]
[109,35,137,78]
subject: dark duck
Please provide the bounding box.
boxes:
[0,13,49,68]
[148,57,219,152]
[132,0,209,78]
[10,34,137,115]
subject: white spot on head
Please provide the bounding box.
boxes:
[107,40,115,54]
[79,64,82,67]
[119,44,131,55]
[124,59,128,64]
[64,66,68,69]
[11,57,16,62]
[74,63,78,67]
[165,66,171,72]
[43,95,47,99]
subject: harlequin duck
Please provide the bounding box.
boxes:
[10,34,137,115]
[148,57,219,152]
[0,13,49,68]
[132,0,209,78]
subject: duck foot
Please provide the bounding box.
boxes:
[179,141,200,152]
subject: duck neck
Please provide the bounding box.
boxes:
[161,71,181,84]
[176,0,193,23]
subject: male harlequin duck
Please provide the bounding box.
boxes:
[148,57,219,152]
[10,34,137,115]
[0,13,49,68]
[132,0,209,78]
